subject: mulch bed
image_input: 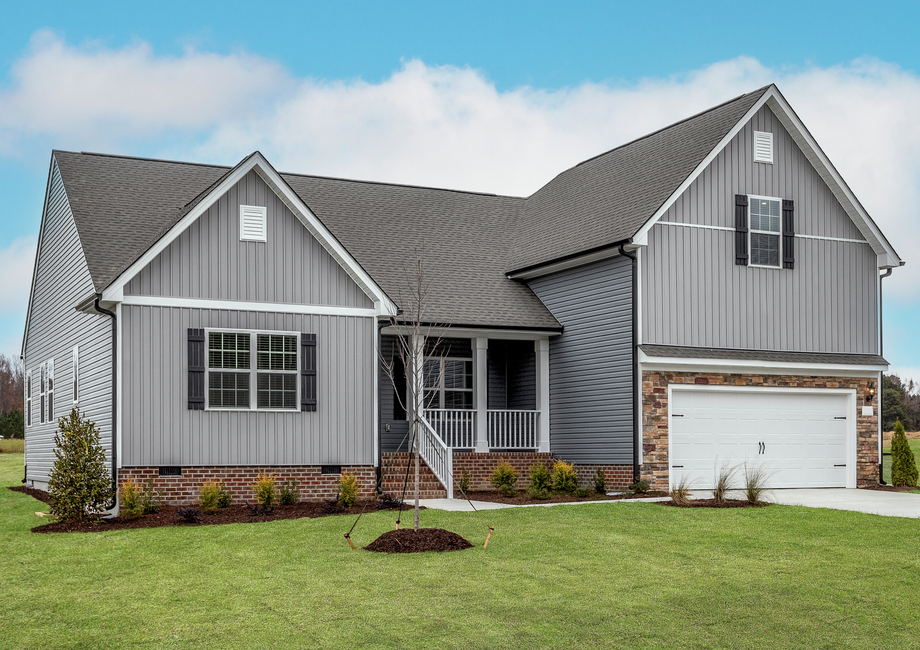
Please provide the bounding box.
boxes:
[661,498,768,508]
[8,487,417,534]
[364,528,472,553]
[456,489,667,505]
[862,484,920,492]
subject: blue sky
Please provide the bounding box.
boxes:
[1,1,918,378]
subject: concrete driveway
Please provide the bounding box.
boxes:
[766,488,920,519]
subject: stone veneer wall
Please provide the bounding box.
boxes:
[641,371,878,491]
[119,465,377,505]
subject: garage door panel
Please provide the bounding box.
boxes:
[669,390,850,489]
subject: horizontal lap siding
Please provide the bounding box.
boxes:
[124,170,372,309]
[645,105,877,353]
[24,160,112,486]
[528,256,633,464]
[121,306,375,466]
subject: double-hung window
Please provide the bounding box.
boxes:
[423,357,473,409]
[206,330,299,411]
[26,371,32,427]
[749,196,781,268]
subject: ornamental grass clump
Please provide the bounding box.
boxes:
[338,472,360,508]
[118,478,144,520]
[669,474,695,507]
[490,459,519,497]
[550,459,578,494]
[140,479,162,514]
[250,471,277,511]
[891,419,919,487]
[713,463,739,502]
[743,462,771,505]
[48,409,114,522]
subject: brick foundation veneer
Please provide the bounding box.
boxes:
[641,371,878,491]
[118,466,377,505]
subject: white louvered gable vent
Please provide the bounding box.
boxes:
[753,131,773,164]
[240,205,267,242]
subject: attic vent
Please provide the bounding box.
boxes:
[753,131,773,164]
[240,205,267,242]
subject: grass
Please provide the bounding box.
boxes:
[0,437,24,453]
[2,453,920,649]
[881,437,920,490]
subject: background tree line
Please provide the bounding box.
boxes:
[883,374,920,432]
[0,353,25,439]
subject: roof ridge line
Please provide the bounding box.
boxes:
[73,150,232,170]
[280,170,522,199]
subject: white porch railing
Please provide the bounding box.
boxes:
[424,409,476,448]
[488,410,539,449]
[417,415,454,498]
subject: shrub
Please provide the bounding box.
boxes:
[593,468,606,494]
[338,472,359,508]
[528,463,552,493]
[456,469,472,495]
[499,483,517,498]
[628,480,649,495]
[140,480,162,514]
[713,463,738,502]
[216,481,232,508]
[743,462,771,504]
[550,459,578,494]
[198,480,221,514]
[574,487,592,498]
[489,459,519,492]
[323,499,345,514]
[250,471,277,511]
[118,478,144,519]
[279,479,300,505]
[376,492,404,509]
[177,506,202,523]
[669,474,695,507]
[526,486,551,500]
[47,409,114,522]
[891,419,919,487]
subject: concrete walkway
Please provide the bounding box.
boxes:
[420,489,920,518]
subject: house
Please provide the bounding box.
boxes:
[21,84,902,505]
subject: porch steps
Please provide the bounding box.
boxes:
[380,452,448,499]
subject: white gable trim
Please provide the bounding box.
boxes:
[632,86,902,269]
[100,152,397,316]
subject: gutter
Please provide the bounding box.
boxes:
[93,295,119,510]
[618,244,640,483]
[878,268,893,485]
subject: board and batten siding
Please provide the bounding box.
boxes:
[644,104,878,353]
[528,256,633,464]
[121,306,375,466]
[125,170,372,309]
[23,159,113,488]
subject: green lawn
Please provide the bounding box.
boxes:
[2,453,919,649]
[882,438,920,488]
[0,437,24,453]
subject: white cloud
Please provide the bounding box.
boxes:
[0,236,36,314]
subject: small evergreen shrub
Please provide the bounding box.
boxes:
[198,480,221,514]
[593,468,606,494]
[48,409,114,522]
[456,469,472,494]
[891,419,919,487]
[250,471,277,511]
[279,479,300,505]
[526,486,551,500]
[118,478,144,519]
[177,506,202,523]
[528,463,552,493]
[338,472,360,508]
[140,480,162,514]
[489,459,519,492]
[628,480,650,495]
[550,459,578,494]
[574,487,592,498]
[216,481,233,508]
[376,492,404,509]
[499,483,517,498]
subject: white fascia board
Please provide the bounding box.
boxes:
[121,295,377,318]
[380,324,555,341]
[100,152,397,314]
[21,156,57,359]
[639,351,886,378]
[507,243,640,280]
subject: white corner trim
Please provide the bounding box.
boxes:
[121,295,378,318]
[639,351,886,377]
[100,152,397,314]
[116,302,123,470]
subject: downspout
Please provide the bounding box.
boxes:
[94,295,118,509]
[878,268,892,485]
[618,244,640,483]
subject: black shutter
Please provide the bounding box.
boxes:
[301,333,317,412]
[735,194,749,266]
[782,199,795,269]
[188,329,205,410]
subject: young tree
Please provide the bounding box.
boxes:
[890,419,918,488]
[48,409,114,521]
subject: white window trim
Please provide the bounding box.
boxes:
[39,363,46,424]
[204,327,300,412]
[239,204,267,242]
[72,346,79,404]
[748,194,783,269]
[25,370,32,427]
[753,130,773,164]
[423,356,474,409]
[46,358,54,422]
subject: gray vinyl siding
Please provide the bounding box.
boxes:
[23,159,113,487]
[121,305,375,466]
[645,105,878,353]
[528,256,633,464]
[125,170,372,309]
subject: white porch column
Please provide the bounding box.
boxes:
[535,339,550,453]
[474,338,490,452]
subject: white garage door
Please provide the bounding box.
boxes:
[669,389,853,489]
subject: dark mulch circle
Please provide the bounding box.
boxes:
[364,528,473,553]
[456,489,667,505]
[661,498,768,508]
